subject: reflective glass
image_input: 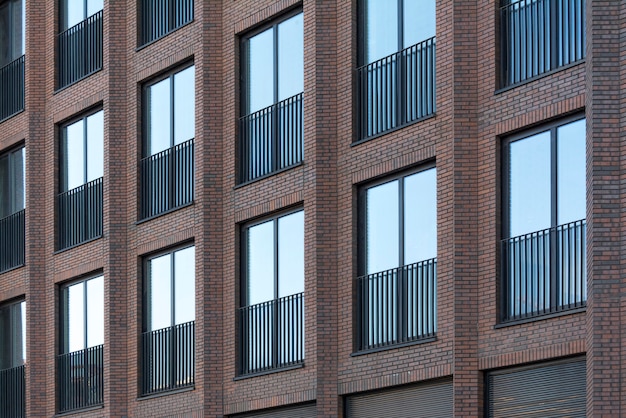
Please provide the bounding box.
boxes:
[404,0,436,48]
[148,78,172,155]
[509,131,551,237]
[404,168,437,264]
[557,119,586,225]
[15,147,24,212]
[247,28,275,113]
[149,254,172,330]
[0,301,25,369]
[277,13,303,101]
[63,0,85,29]
[87,0,103,17]
[174,246,195,324]
[86,276,104,347]
[174,66,195,145]
[364,0,398,63]
[278,211,304,297]
[0,2,9,66]
[86,111,104,182]
[66,282,85,353]
[64,120,85,191]
[19,301,25,363]
[247,220,275,305]
[367,180,399,274]
[0,154,8,218]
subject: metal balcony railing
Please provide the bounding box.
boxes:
[356,259,437,351]
[356,37,436,141]
[239,292,304,375]
[0,209,25,273]
[0,365,25,418]
[57,177,103,250]
[500,0,585,87]
[0,55,25,122]
[57,345,103,413]
[141,138,194,219]
[140,0,194,46]
[501,219,586,321]
[57,10,103,89]
[141,321,195,395]
[238,92,303,184]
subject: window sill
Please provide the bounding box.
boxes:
[138,385,195,401]
[234,362,304,381]
[235,161,304,189]
[135,20,195,52]
[54,235,102,254]
[0,263,25,275]
[495,59,585,95]
[352,113,436,147]
[0,108,25,124]
[136,201,194,225]
[351,336,437,357]
[54,67,103,94]
[495,306,586,329]
[56,404,104,417]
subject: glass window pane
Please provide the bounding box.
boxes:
[87,0,103,17]
[557,119,586,225]
[509,132,551,237]
[149,254,172,330]
[364,0,398,63]
[64,120,85,191]
[247,28,275,113]
[277,13,303,101]
[367,180,399,274]
[66,282,85,352]
[14,147,25,212]
[19,301,25,363]
[247,221,275,305]
[147,78,172,155]
[404,168,437,264]
[0,305,9,369]
[86,276,104,348]
[278,211,304,297]
[63,0,85,29]
[0,154,8,218]
[403,0,436,47]
[86,111,104,182]
[174,246,195,324]
[0,3,9,67]
[173,66,195,145]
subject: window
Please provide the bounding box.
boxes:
[58,275,104,413]
[57,0,103,88]
[356,0,436,140]
[139,0,193,46]
[501,117,586,321]
[239,210,304,375]
[0,0,24,121]
[0,299,25,418]
[499,0,585,87]
[57,110,103,250]
[239,11,303,183]
[142,245,195,395]
[141,65,195,220]
[357,167,436,351]
[0,146,25,272]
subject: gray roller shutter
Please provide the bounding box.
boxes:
[486,357,586,418]
[345,378,453,418]
[231,402,316,418]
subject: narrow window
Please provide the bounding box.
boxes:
[0,0,25,121]
[0,299,26,418]
[0,145,25,272]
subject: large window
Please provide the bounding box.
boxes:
[142,245,195,395]
[500,0,586,87]
[58,275,104,413]
[142,65,195,219]
[58,110,103,250]
[57,0,103,88]
[239,210,304,375]
[0,299,25,418]
[0,0,24,121]
[139,0,193,46]
[239,11,303,183]
[0,146,25,272]
[356,0,436,141]
[357,167,437,351]
[501,117,586,321]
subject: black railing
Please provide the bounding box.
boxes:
[0,55,25,122]
[140,0,194,46]
[141,321,195,395]
[239,92,303,184]
[0,365,25,418]
[57,345,103,413]
[57,177,103,250]
[141,138,194,219]
[356,259,437,351]
[501,219,586,322]
[57,10,103,89]
[239,292,304,375]
[356,37,436,141]
[0,209,25,273]
[500,0,585,87]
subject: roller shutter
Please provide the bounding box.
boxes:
[345,378,453,418]
[486,357,586,418]
[231,402,316,418]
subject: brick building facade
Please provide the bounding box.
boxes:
[0,0,622,416]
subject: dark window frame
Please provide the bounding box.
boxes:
[0,0,24,67]
[0,297,25,370]
[0,143,25,217]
